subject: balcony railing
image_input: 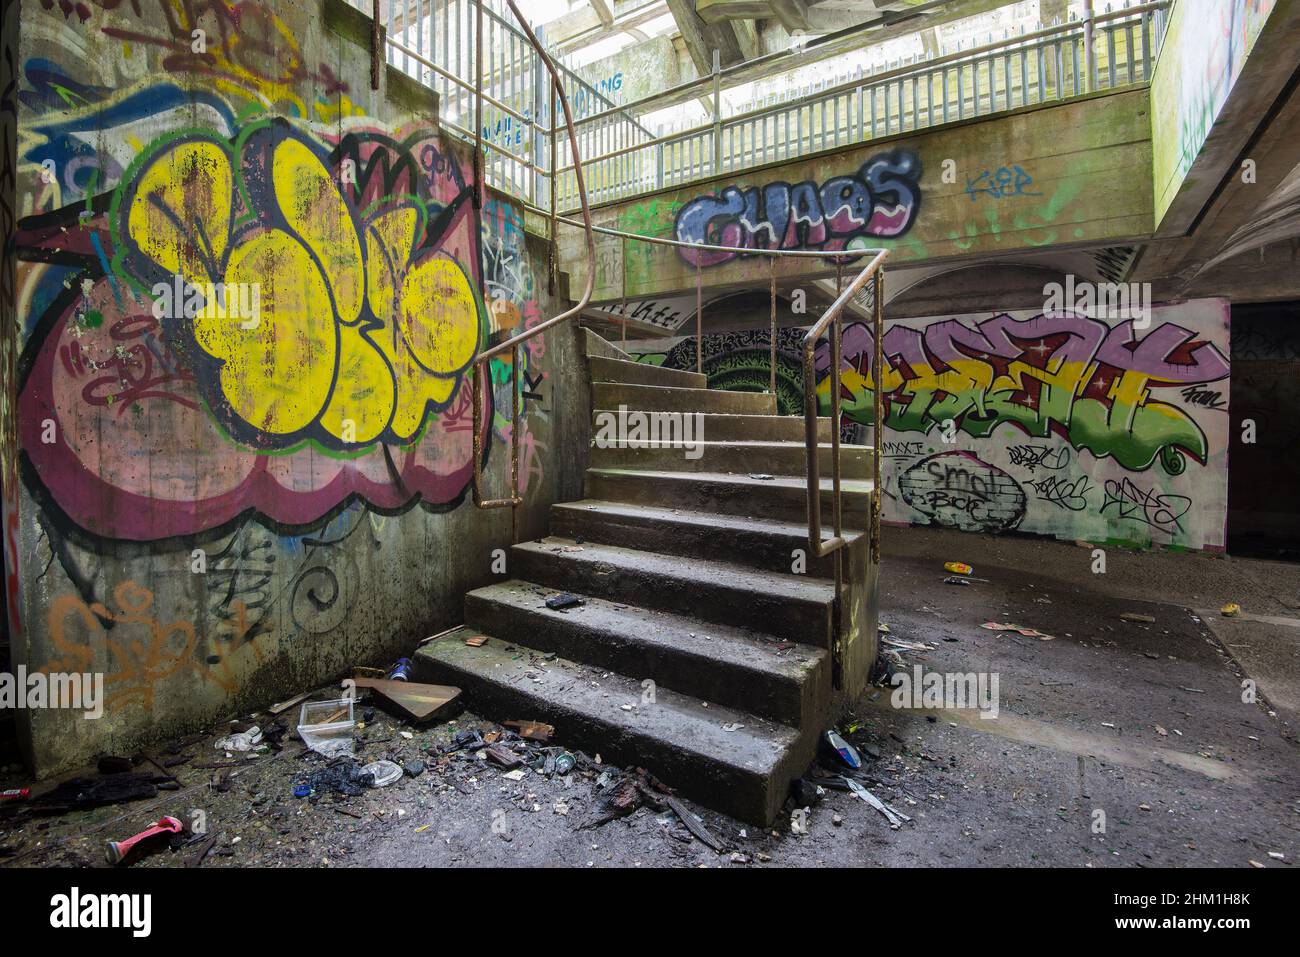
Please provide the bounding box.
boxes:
[553,1,1169,209]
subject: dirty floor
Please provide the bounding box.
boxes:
[3,526,1297,868]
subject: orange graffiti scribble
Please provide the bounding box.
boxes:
[42,581,266,710]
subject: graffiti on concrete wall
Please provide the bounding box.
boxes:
[628,299,1231,549]
[18,117,491,541]
[1153,0,1277,223]
[10,0,553,746]
[674,148,921,267]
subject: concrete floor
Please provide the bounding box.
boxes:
[3,526,1297,868]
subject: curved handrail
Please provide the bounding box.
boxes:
[471,0,597,511]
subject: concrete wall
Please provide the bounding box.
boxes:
[627,297,1232,551]
[1150,0,1279,230]
[4,0,583,775]
[561,87,1153,301]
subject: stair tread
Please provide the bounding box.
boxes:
[468,579,826,678]
[589,355,704,382]
[554,498,868,543]
[589,439,870,450]
[418,630,800,770]
[514,537,837,604]
[588,467,875,495]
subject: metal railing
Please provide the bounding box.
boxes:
[538,211,888,565]
[351,0,653,204]
[349,0,891,672]
[469,0,596,515]
[553,1,1168,208]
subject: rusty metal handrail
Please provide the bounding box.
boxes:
[471,0,596,513]
[802,250,889,565]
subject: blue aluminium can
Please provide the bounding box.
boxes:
[388,657,412,681]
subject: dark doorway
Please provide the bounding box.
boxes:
[1228,302,1300,560]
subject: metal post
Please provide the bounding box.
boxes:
[473,0,484,209]
[1083,0,1095,94]
[711,49,722,175]
[871,271,883,564]
[371,0,382,90]
[769,257,777,395]
[695,257,703,374]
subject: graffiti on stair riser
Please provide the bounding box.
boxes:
[674,148,921,268]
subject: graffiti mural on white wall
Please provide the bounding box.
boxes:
[630,298,1232,550]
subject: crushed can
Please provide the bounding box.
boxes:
[387,657,412,681]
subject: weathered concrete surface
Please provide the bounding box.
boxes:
[559,88,1153,302]
[3,0,586,776]
[1149,0,1292,234]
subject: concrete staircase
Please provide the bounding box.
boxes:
[415,331,877,825]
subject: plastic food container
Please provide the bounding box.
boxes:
[297,699,356,756]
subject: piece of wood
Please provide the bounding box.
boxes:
[351,677,461,721]
[664,795,724,852]
[504,720,554,742]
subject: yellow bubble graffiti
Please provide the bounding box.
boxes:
[128,132,482,447]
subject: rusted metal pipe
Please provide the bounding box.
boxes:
[471,0,597,513]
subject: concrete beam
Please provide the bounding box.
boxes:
[666,0,751,69]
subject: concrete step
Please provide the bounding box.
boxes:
[690,413,835,443]
[588,355,707,390]
[585,467,874,526]
[464,580,829,725]
[583,328,630,361]
[413,630,813,824]
[592,381,776,415]
[589,439,872,479]
[550,499,865,577]
[509,537,836,647]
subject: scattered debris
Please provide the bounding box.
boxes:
[844,777,910,827]
[821,730,861,770]
[352,677,460,722]
[504,720,555,742]
[361,760,403,788]
[298,700,356,758]
[293,757,375,799]
[106,816,183,866]
[1119,612,1156,623]
[1220,603,1241,617]
[748,473,775,481]
[981,622,1055,640]
[544,593,584,611]
[214,726,263,752]
[943,561,973,575]
[463,635,489,647]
